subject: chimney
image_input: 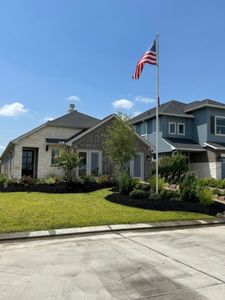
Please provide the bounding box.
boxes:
[68,103,75,113]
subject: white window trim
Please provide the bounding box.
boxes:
[77,149,102,177]
[215,115,225,136]
[169,122,176,135]
[178,122,185,136]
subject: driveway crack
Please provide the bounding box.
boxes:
[116,231,225,285]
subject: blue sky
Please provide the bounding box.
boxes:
[1,0,225,153]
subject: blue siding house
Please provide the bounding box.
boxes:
[131,99,225,179]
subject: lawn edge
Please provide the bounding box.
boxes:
[0,219,224,242]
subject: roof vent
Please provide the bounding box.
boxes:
[68,103,75,113]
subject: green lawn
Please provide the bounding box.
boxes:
[0,188,213,233]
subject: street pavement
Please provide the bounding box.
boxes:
[0,225,225,299]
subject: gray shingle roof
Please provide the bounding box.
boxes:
[164,137,206,152]
[185,99,225,112]
[48,111,100,129]
[130,100,190,124]
[205,141,225,150]
[130,99,225,124]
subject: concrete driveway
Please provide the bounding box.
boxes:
[0,225,225,300]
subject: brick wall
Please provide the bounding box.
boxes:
[72,117,152,179]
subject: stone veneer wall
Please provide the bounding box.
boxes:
[190,147,225,179]
[190,162,221,179]
[9,126,81,179]
[72,118,152,179]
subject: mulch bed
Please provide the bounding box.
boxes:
[105,192,225,216]
[0,182,112,193]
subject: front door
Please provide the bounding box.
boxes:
[22,148,38,178]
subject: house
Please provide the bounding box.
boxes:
[0,104,152,180]
[130,99,225,179]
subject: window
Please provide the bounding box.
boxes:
[78,152,87,176]
[133,154,141,178]
[91,152,99,176]
[141,122,147,139]
[178,123,185,135]
[169,122,176,135]
[77,150,102,177]
[51,149,60,165]
[215,116,225,135]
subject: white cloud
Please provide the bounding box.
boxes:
[0,102,29,117]
[112,99,134,110]
[66,95,81,102]
[135,96,155,104]
[41,116,54,122]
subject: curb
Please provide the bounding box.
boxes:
[0,219,224,242]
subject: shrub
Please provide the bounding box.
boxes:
[160,189,180,200]
[19,175,34,185]
[149,192,161,201]
[159,152,188,184]
[118,172,135,195]
[134,181,150,191]
[44,176,63,185]
[129,189,146,199]
[149,175,165,193]
[198,177,225,189]
[0,174,10,188]
[96,175,114,186]
[81,175,96,184]
[197,188,213,206]
[179,172,198,202]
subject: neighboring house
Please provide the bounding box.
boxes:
[131,99,225,179]
[0,105,152,180]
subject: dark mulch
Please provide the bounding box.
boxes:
[0,182,112,193]
[105,192,225,216]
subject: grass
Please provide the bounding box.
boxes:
[0,188,214,233]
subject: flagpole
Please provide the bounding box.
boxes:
[155,33,159,194]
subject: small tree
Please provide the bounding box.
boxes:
[57,150,81,182]
[105,114,135,176]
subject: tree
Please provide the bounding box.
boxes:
[105,114,136,176]
[57,150,81,182]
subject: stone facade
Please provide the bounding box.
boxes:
[72,117,152,179]
[190,162,222,179]
[1,126,81,179]
[189,147,225,179]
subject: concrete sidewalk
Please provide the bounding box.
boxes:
[0,218,224,241]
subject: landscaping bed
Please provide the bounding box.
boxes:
[105,191,224,216]
[0,181,108,193]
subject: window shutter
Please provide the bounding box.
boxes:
[210,116,215,134]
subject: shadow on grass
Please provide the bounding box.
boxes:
[105,189,224,216]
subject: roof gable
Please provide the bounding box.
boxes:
[66,114,154,149]
[48,110,100,128]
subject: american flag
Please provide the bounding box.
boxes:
[132,40,157,80]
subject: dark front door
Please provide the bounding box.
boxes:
[22,148,38,178]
